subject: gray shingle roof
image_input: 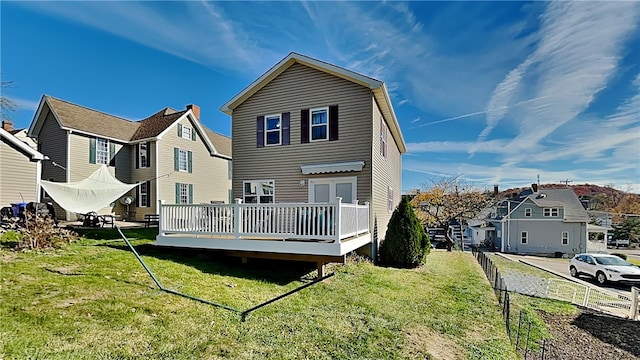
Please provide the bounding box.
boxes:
[42,96,231,158]
[527,188,589,222]
[45,96,139,141]
[203,128,231,158]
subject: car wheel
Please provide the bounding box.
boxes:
[596,271,607,285]
[569,266,578,278]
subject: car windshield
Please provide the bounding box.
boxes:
[594,256,632,266]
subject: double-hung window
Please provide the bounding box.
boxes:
[138,143,148,168]
[182,126,192,140]
[138,181,150,207]
[175,183,192,204]
[380,120,388,158]
[174,148,192,173]
[243,180,274,204]
[96,138,109,164]
[543,208,559,217]
[178,149,188,171]
[265,114,281,146]
[387,186,394,212]
[562,231,569,245]
[521,231,528,244]
[524,208,532,217]
[310,107,328,141]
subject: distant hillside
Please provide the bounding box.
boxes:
[499,183,640,215]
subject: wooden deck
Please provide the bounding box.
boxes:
[153,199,371,275]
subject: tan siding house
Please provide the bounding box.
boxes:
[0,127,46,207]
[221,52,406,256]
[28,96,231,221]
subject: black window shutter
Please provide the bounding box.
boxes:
[136,184,140,207]
[109,142,116,166]
[301,109,309,143]
[257,116,264,148]
[135,144,140,169]
[329,105,339,141]
[282,112,290,146]
[145,142,150,167]
[89,138,96,164]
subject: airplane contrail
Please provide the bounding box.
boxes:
[418,95,548,127]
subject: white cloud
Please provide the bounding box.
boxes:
[6,97,39,112]
[16,2,280,75]
[485,2,639,163]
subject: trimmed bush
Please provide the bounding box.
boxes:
[379,197,430,268]
[611,253,627,260]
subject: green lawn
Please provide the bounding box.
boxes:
[2,230,517,359]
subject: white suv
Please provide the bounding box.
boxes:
[569,253,640,285]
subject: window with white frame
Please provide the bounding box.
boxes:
[265,114,281,146]
[521,231,528,244]
[96,138,109,164]
[525,208,532,217]
[243,180,274,203]
[178,149,188,171]
[380,120,388,158]
[387,186,394,212]
[139,182,148,207]
[310,107,328,141]
[562,231,569,245]
[179,183,190,204]
[138,142,148,168]
[543,208,559,217]
[181,126,192,140]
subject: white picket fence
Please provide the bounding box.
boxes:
[547,279,639,320]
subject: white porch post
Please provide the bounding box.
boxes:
[157,199,165,236]
[364,201,370,234]
[234,198,242,239]
[334,197,342,243]
[354,200,359,235]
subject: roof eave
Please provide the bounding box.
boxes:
[374,84,406,154]
[221,52,383,115]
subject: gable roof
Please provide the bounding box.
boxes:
[29,96,139,142]
[526,188,589,222]
[220,52,406,153]
[27,95,231,159]
[497,188,589,223]
[131,108,187,140]
[0,127,46,161]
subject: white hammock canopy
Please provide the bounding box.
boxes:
[41,165,137,214]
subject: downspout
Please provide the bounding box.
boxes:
[35,158,43,203]
[66,130,72,221]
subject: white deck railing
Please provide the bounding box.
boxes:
[158,198,369,243]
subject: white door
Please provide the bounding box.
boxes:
[308,177,357,203]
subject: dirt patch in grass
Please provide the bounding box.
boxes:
[536,309,640,360]
[403,324,463,360]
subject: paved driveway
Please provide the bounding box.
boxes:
[496,253,634,297]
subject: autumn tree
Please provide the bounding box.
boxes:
[410,176,493,248]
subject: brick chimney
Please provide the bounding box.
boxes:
[493,185,499,196]
[2,120,14,132]
[186,104,200,120]
[532,183,538,192]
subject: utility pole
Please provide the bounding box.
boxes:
[559,179,573,186]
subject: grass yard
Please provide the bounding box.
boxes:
[1,229,517,359]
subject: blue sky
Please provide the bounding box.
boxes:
[2,1,639,193]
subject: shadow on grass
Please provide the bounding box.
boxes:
[572,312,640,357]
[98,240,316,286]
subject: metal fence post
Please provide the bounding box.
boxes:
[631,287,639,321]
